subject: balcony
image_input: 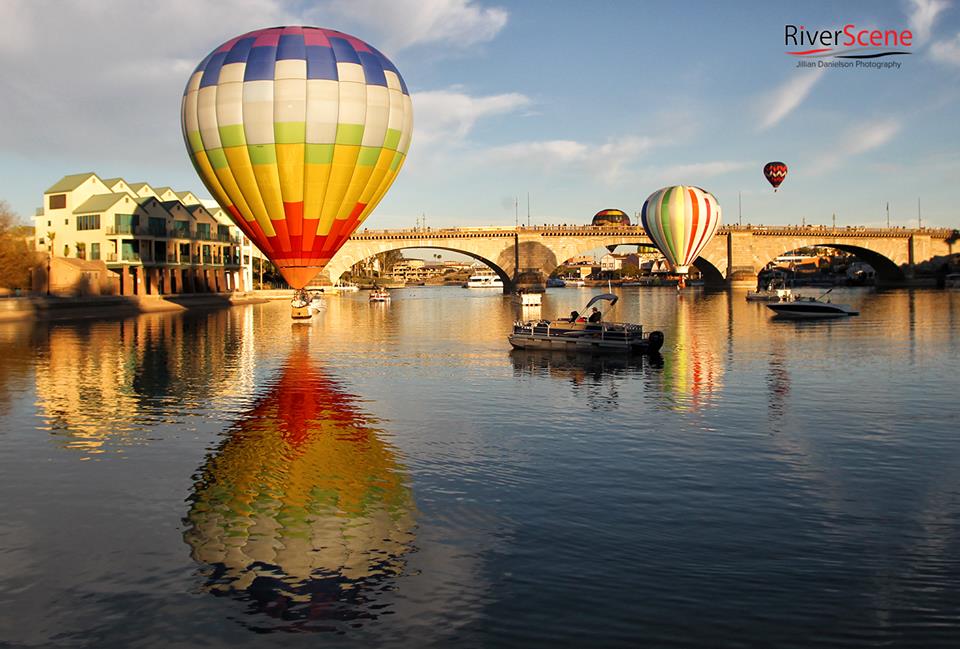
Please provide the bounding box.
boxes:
[168,228,194,240]
[121,252,141,263]
[202,254,213,265]
[167,254,179,264]
[106,225,136,236]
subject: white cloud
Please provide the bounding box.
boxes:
[412,90,531,144]
[906,0,950,42]
[654,161,751,181]
[477,136,657,184]
[0,0,295,163]
[315,0,508,52]
[815,118,902,171]
[757,68,825,131]
[930,32,960,64]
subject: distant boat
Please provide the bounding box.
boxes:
[747,279,795,302]
[546,278,566,288]
[946,273,960,289]
[369,288,390,302]
[465,271,504,289]
[331,281,359,293]
[516,292,541,306]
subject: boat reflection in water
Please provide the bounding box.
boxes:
[183,336,416,631]
[510,349,663,411]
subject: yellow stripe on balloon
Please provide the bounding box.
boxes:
[223,146,275,236]
[358,148,395,205]
[318,144,360,233]
[302,163,331,221]
[275,143,305,205]
[251,163,284,221]
[191,151,233,216]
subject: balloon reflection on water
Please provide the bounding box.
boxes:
[183,342,416,629]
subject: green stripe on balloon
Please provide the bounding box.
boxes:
[274,122,306,144]
[357,147,381,166]
[247,144,277,165]
[219,124,246,148]
[304,143,334,165]
[208,148,228,169]
[335,124,364,146]
[660,187,678,263]
[383,128,402,151]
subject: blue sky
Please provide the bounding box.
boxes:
[1,0,958,230]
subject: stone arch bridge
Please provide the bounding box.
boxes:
[323,225,958,291]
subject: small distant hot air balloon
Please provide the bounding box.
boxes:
[640,185,722,277]
[763,161,788,191]
[181,26,414,289]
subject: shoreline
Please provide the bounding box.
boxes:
[0,292,270,323]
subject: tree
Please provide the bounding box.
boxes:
[0,201,36,291]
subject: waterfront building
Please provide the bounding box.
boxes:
[33,172,257,295]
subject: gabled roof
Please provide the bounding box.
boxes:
[45,172,100,194]
[128,182,156,194]
[134,196,172,215]
[100,177,126,187]
[160,200,191,216]
[175,191,200,205]
[72,193,134,214]
[153,186,175,196]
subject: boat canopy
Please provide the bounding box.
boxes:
[583,293,618,311]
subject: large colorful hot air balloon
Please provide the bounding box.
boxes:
[763,161,788,191]
[181,26,414,289]
[640,185,722,276]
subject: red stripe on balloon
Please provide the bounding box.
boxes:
[284,202,304,235]
[686,188,700,266]
[301,219,318,252]
[690,193,713,261]
[271,218,292,253]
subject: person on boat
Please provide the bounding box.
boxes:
[588,307,602,323]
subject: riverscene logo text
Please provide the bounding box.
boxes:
[785,24,912,70]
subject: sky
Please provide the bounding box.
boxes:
[1,0,959,231]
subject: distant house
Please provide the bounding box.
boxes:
[34,172,255,295]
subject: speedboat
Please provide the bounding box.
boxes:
[766,290,858,319]
[508,293,664,354]
[465,271,504,289]
[369,288,390,302]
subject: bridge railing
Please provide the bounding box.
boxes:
[348,224,953,239]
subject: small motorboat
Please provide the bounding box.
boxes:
[747,279,795,302]
[766,289,858,319]
[508,293,664,354]
[369,287,390,302]
[516,291,542,306]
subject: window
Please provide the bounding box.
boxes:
[49,194,66,209]
[65,219,69,225]
[39,238,45,245]
[196,223,211,240]
[91,243,100,260]
[47,221,51,227]
[76,214,100,231]
[77,243,86,260]
[147,217,165,237]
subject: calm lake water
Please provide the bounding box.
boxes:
[1,286,959,648]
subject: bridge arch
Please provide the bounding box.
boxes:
[756,242,906,282]
[325,243,514,289]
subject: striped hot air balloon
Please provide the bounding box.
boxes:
[640,185,722,275]
[763,161,788,191]
[181,26,414,289]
